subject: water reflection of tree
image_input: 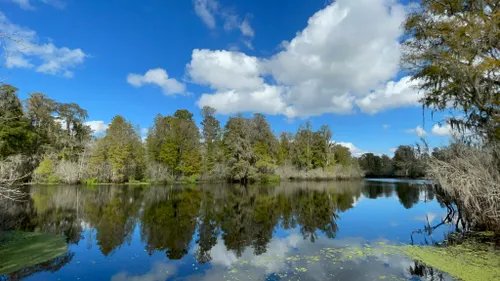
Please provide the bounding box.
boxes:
[294,190,339,242]
[141,187,202,260]
[396,183,422,209]
[85,186,142,255]
[195,189,220,263]
[408,260,446,281]
[3,182,414,266]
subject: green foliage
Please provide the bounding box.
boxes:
[201,106,222,174]
[358,146,423,178]
[402,0,500,143]
[259,173,280,184]
[333,145,351,167]
[148,110,202,179]
[89,115,145,183]
[34,156,59,184]
[85,178,98,185]
[0,85,35,160]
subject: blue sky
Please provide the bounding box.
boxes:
[0,0,454,156]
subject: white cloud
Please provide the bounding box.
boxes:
[240,16,254,37]
[193,0,255,47]
[111,262,176,281]
[190,0,409,117]
[337,142,367,157]
[10,0,65,10]
[382,124,390,129]
[41,0,66,9]
[85,121,108,134]
[140,128,149,135]
[356,76,423,114]
[11,0,35,10]
[188,49,262,90]
[0,12,86,77]
[127,68,185,95]
[193,0,217,29]
[405,125,427,137]
[431,123,452,136]
[197,85,290,116]
[389,148,397,153]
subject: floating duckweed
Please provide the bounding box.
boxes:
[400,240,500,281]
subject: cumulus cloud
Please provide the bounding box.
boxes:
[0,12,85,77]
[336,142,367,157]
[405,125,427,137]
[190,0,411,117]
[356,76,422,114]
[127,68,185,95]
[431,123,452,136]
[85,121,108,134]
[111,262,176,281]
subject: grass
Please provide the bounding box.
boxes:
[0,231,68,275]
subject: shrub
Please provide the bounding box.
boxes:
[259,173,280,184]
[146,163,174,184]
[85,178,98,185]
[427,143,500,233]
[34,157,59,184]
[55,161,81,184]
[182,174,199,184]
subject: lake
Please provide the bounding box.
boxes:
[0,180,457,281]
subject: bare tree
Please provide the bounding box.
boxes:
[0,155,30,201]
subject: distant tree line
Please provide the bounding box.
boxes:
[358,146,426,178]
[1,84,379,185]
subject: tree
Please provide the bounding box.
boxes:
[402,0,500,142]
[56,103,91,160]
[223,114,255,183]
[333,144,351,167]
[0,85,34,159]
[200,106,221,174]
[293,122,314,170]
[25,92,58,155]
[250,113,278,176]
[90,115,144,183]
[359,153,383,177]
[393,145,416,177]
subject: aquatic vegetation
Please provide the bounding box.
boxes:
[400,240,500,281]
[0,231,68,275]
[215,236,500,281]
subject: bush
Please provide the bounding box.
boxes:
[427,142,500,233]
[146,163,174,184]
[33,157,59,184]
[259,173,280,184]
[182,174,199,184]
[55,161,81,184]
[85,178,98,185]
[276,164,364,181]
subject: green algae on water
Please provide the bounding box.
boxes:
[0,231,68,275]
[400,240,500,281]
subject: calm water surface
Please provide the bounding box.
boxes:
[1,180,457,281]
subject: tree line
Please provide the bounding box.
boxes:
[1,84,430,185]
[0,85,361,184]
